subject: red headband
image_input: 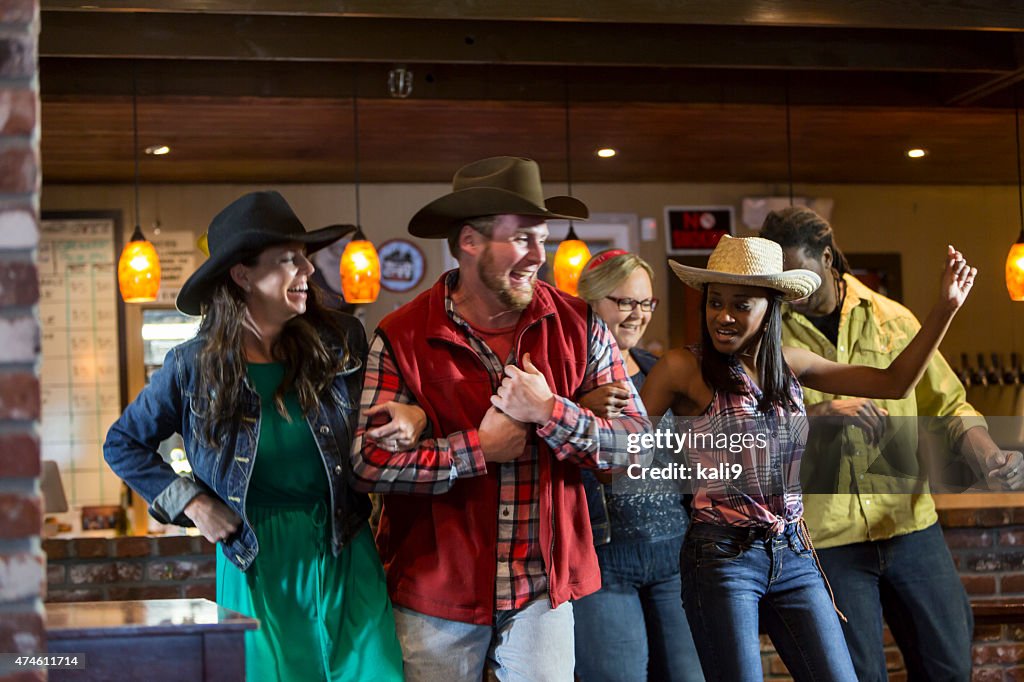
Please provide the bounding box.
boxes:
[586,249,630,271]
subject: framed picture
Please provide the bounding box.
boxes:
[846,252,902,302]
[664,206,735,255]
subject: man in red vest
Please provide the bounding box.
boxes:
[351,156,650,681]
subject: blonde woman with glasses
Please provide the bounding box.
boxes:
[573,249,704,682]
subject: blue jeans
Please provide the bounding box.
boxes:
[574,535,704,682]
[680,522,856,682]
[392,597,574,682]
[815,523,973,682]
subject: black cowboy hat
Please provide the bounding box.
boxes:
[176,191,355,315]
[408,156,588,238]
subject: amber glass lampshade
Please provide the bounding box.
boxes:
[118,226,161,303]
[340,230,380,304]
[553,224,591,297]
[1007,230,1024,301]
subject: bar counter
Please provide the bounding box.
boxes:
[47,598,257,681]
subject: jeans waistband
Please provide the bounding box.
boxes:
[688,521,801,543]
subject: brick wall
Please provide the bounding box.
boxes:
[761,510,1024,681]
[43,536,216,603]
[0,0,41,680]
[942,508,1024,682]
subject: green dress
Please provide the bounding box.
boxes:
[217,362,404,681]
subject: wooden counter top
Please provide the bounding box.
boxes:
[47,599,257,681]
[47,598,257,638]
[971,598,1024,626]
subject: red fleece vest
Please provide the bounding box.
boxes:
[375,274,600,624]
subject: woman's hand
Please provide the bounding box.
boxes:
[579,381,633,419]
[940,245,977,312]
[364,401,428,452]
[183,493,241,544]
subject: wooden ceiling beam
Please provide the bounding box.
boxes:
[39,58,965,107]
[946,35,1024,105]
[38,0,1024,32]
[39,11,1016,73]
[38,98,1021,185]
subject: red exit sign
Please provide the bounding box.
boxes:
[664,206,734,254]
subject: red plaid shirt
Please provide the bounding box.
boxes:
[352,272,647,610]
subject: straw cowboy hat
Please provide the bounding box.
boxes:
[669,235,821,301]
[408,156,589,238]
[176,191,355,315]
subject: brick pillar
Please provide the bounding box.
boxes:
[0,0,43,680]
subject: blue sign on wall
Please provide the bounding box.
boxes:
[379,239,426,292]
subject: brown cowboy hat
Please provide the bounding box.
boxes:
[408,156,589,238]
[176,191,355,315]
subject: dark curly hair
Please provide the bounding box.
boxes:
[760,206,851,276]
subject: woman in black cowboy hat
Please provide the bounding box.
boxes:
[104,191,420,681]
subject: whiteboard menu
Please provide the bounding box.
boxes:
[39,213,124,508]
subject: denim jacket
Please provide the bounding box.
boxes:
[103,316,371,571]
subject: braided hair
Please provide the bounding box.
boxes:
[760,206,850,276]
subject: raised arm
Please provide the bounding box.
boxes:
[786,245,976,400]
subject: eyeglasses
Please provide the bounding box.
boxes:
[606,296,659,312]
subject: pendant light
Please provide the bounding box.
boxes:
[553,77,590,296]
[117,66,161,303]
[340,74,381,304]
[1006,87,1024,301]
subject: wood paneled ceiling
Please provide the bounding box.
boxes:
[37,1,1024,185]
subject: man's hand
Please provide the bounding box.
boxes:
[491,353,556,425]
[478,406,528,463]
[579,381,632,419]
[183,493,241,544]
[364,401,428,452]
[808,398,889,446]
[983,449,1024,490]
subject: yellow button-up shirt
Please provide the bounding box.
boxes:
[782,273,986,548]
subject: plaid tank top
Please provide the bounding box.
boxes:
[685,345,807,533]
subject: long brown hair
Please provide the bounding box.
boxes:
[194,258,353,447]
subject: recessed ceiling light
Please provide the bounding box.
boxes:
[596,148,617,158]
[145,145,171,156]
[906,148,928,159]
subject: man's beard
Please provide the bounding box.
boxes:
[478,244,535,311]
